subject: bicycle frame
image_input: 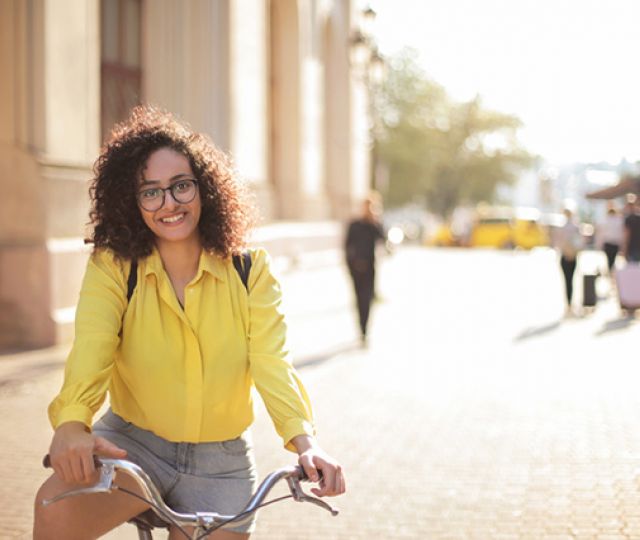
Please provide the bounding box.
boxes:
[42,457,338,539]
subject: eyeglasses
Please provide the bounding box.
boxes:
[137,178,198,211]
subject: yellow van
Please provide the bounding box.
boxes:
[470,213,513,249]
[512,218,548,249]
[470,207,549,249]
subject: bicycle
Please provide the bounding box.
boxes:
[42,455,339,539]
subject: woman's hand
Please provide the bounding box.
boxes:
[290,435,346,497]
[48,421,127,485]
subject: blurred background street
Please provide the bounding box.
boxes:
[2,1,640,538]
[4,245,640,539]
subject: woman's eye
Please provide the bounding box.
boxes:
[141,189,161,199]
[174,181,190,192]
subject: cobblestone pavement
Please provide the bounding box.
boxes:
[3,247,640,539]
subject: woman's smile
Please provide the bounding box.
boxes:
[158,212,187,225]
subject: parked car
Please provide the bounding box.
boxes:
[470,207,549,250]
[512,217,549,249]
[470,210,513,249]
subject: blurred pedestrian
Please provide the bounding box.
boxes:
[555,207,583,316]
[34,105,344,539]
[598,201,624,274]
[623,195,640,262]
[345,193,386,345]
[623,194,636,218]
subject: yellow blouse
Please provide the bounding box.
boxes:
[48,247,315,449]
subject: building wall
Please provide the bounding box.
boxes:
[0,0,371,349]
[0,0,100,348]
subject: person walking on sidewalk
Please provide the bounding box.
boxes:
[623,196,640,262]
[34,105,345,539]
[555,207,583,316]
[597,201,624,274]
[345,193,386,345]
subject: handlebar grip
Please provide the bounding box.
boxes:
[295,465,324,482]
[295,465,308,480]
[43,454,102,469]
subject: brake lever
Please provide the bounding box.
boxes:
[41,462,117,506]
[286,476,339,516]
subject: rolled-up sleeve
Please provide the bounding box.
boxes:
[48,250,128,430]
[247,249,315,451]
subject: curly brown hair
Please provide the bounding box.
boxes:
[88,105,256,260]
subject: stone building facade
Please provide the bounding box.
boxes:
[0,0,373,349]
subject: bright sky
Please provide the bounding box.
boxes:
[371,0,640,166]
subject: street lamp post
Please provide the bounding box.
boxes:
[349,5,386,194]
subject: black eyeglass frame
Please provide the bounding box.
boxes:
[137,178,199,212]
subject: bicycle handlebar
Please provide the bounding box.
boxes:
[42,455,338,530]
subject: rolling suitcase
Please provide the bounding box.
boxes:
[615,263,640,313]
[582,274,597,307]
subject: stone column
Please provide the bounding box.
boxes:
[229,0,273,217]
[144,0,276,220]
[323,0,371,221]
[268,0,331,220]
[0,0,99,349]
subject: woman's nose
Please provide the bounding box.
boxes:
[163,188,179,209]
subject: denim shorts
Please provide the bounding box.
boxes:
[93,409,258,534]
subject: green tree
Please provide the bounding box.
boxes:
[373,49,535,218]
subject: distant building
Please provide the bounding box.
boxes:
[0,0,373,349]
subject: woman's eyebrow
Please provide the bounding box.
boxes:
[140,174,193,186]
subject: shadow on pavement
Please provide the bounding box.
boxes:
[0,360,64,392]
[595,316,635,336]
[295,341,361,369]
[513,320,562,342]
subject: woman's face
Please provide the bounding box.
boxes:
[138,147,202,246]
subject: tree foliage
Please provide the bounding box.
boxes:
[373,49,535,218]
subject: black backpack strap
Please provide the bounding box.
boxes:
[127,260,138,303]
[232,251,252,291]
[120,260,138,338]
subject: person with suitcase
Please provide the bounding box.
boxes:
[622,196,640,262]
[613,196,640,315]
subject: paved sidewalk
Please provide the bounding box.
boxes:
[252,248,640,540]
[4,247,640,539]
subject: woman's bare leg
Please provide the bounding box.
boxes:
[34,472,150,540]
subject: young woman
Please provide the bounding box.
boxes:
[34,106,345,539]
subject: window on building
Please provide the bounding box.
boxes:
[101,0,142,141]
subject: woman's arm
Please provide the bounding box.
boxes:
[245,250,345,497]
[46,250,130,483]
[48,250,129,429]
[246,249,316,447]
